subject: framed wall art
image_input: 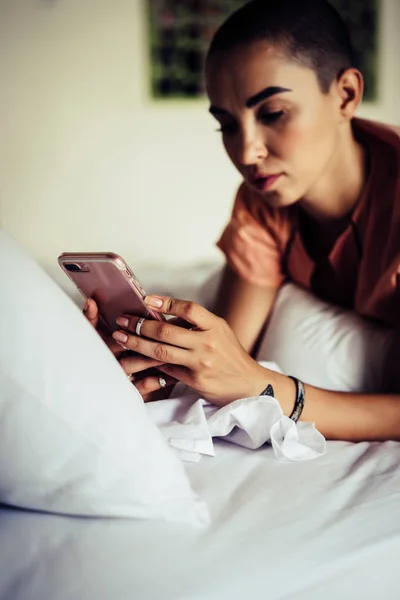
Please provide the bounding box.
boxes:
[147,0,379,101]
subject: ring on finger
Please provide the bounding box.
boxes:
[158,376,167,388]
[135,317,146,337]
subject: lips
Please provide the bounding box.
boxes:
[251,173,282,191]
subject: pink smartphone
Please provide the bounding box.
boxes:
[58,252,165,332]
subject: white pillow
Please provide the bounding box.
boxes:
[0,229,207,524]
[256,283,394,393]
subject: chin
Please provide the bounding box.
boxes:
[259,189,299,210]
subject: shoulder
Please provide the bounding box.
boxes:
[353,117,400,142]
[353,118,400,166]
[355,120,400,294]
[354,119,400,220]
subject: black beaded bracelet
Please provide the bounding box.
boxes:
[288,376,305,423]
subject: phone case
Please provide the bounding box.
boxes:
[58,252,165,332]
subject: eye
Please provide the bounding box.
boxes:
[216,122,238,135]
[259,110,284,125]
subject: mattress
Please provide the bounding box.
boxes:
[1,438,400,600]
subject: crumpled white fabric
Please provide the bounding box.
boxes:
[145,362,326,463]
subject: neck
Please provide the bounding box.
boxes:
[300,121,367,223]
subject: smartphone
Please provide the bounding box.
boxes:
[58,252,165,332]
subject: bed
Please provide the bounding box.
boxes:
[1,253,400,600]
[1,437,400,600]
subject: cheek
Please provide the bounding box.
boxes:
[275,126,309,156]
[276,113,336,172]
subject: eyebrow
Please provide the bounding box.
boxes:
[209,86,292,115]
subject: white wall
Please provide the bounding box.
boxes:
[1,0,399,285]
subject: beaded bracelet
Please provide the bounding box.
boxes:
[260,377,305,423]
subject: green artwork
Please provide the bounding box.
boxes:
[147,0,378,101]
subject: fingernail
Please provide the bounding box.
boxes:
[116,317,129,328]
[145,295,163,308]
[83,300,88,312]
[113,331,128,343]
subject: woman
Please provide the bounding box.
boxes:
[86,0,400,441]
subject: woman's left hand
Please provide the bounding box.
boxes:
[118,352,177,402]
[112,295,271,406]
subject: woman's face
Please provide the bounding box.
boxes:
[206,42,343,208]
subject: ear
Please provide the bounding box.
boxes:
[334,68,364,121]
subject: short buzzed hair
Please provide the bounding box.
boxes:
[206,0,355,93]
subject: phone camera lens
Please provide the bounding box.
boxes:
[65,263,81,272]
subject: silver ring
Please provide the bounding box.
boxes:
[135,317,146,337]
[158,376,167,388]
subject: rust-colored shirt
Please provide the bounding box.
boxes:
[217,118,400,329]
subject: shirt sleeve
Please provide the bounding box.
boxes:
[216,183,286,288]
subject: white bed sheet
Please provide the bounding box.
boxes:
[1,438,400,600]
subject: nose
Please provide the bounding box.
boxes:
[237,127,268,166]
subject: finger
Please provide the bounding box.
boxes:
[84,298,99,328]
[112,330,194,368]
[133,374,176,397]
[116,316,196,350]
[119,354,164,375]
[82,298,123,356]
[107,338,127,357]
[167,317,196,329]
[144,296,213,330]
[157,363,192,386]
